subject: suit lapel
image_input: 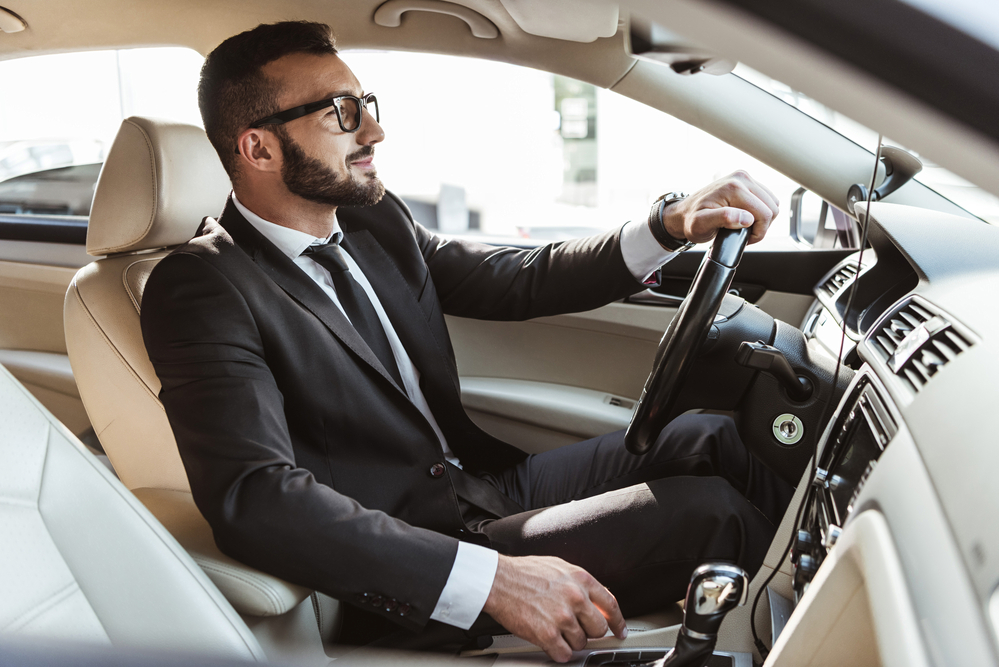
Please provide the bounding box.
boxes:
[217,201,404,393]
[342,229,461,398]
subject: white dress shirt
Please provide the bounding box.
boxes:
[231,193,676,629]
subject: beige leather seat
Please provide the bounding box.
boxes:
[63,117,339,652]
[0,362,265,659]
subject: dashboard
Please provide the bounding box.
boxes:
[772,202,999,666]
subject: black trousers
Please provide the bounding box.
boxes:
[361,414,794,647]
[474,413,794,617]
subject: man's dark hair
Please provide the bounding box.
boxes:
[199,21,338,180]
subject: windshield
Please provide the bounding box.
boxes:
[734,64,999,225]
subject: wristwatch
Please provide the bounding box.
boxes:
[649,192,695,252]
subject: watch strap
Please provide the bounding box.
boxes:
[649,192,694,252]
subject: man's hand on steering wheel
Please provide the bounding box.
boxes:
[483,554,628,663]
[662,171,780,246]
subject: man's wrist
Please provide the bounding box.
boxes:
[430,542,498,630]
[648,192,694,252]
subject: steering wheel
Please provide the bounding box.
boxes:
[625,227,751,454]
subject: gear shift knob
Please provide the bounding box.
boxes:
[662,563,748,667]
[682,563,748,639]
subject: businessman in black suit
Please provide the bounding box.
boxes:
[141,22,792,662]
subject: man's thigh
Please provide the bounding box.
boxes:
[483,413,792,526]
[479,475,776,617]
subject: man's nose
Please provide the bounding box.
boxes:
[357,109,384,145]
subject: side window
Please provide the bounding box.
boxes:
[0,48,203,242]
[345,51,801,250]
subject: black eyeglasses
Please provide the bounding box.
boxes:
[251,92,378,131]
[237,93,379,154]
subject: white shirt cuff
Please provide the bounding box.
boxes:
[620,219,678,284]
[430,542,499,630]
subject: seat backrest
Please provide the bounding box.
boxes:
[64,118,319,623]
[0,362,265,659]
[65,116,232,492]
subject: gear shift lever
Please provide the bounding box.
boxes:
[662,563,748,667]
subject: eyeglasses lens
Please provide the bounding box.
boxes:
[337,97,361,131]
[336,95,378,132]
[366,95,379,123]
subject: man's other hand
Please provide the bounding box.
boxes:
[483,554,628,663]
[663,171,780,246]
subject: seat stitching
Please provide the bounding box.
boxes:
[1,581,84,633]
[0,496,37,508]
[95,119,158,255]
[69,284,164,414]
[122,256,163,315]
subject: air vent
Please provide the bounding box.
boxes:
[869,299,974,394]
[821,263,859,298]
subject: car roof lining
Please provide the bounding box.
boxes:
[0,0,639,87]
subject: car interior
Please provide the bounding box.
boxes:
[1,1,998,666]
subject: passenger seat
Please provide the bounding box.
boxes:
[0,362,265,659]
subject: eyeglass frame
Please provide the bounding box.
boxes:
[235,92,379,153]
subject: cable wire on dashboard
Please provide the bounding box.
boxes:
[748,134,884,664]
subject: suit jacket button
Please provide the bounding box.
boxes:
[397,603,412,617]
[370,595,384,607]
[384,598,398,612]
[357,593,370,603]
[429,463,446,478]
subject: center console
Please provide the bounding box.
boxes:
[791,371,897,599]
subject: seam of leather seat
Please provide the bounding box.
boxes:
[69,284,163,416]
[0,495,36,509]
[94,119,159,255]
[122,256,162,314]
[193,558,284,615]
[1,580,86,634]
[51,423,265,658]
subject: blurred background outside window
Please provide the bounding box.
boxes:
[6,48,988,250]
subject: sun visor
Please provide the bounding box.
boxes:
[500,0,619,43]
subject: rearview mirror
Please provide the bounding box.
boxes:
[789,188,858,249]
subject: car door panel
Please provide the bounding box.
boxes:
[0,349,91,434]
[0,233,93,435]
[461,378,637,454]
[449,301,670,453]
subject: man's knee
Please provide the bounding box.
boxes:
[645,414,744,474]
[656,413,736,447]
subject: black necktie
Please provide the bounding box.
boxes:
[303,240,404,387]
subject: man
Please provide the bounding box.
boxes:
[141,21,792,663]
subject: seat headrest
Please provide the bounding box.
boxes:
[87,117,232,256]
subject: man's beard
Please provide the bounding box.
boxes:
[277,131,385,207]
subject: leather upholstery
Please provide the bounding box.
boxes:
[134,488,311,617]
[65,251,185,491]
[0,363,265,659]
[64,117,320,620]
[87,117,231,256]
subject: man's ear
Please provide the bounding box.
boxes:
[236,128,282,174]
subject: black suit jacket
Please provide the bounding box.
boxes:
[141,192,646,631]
